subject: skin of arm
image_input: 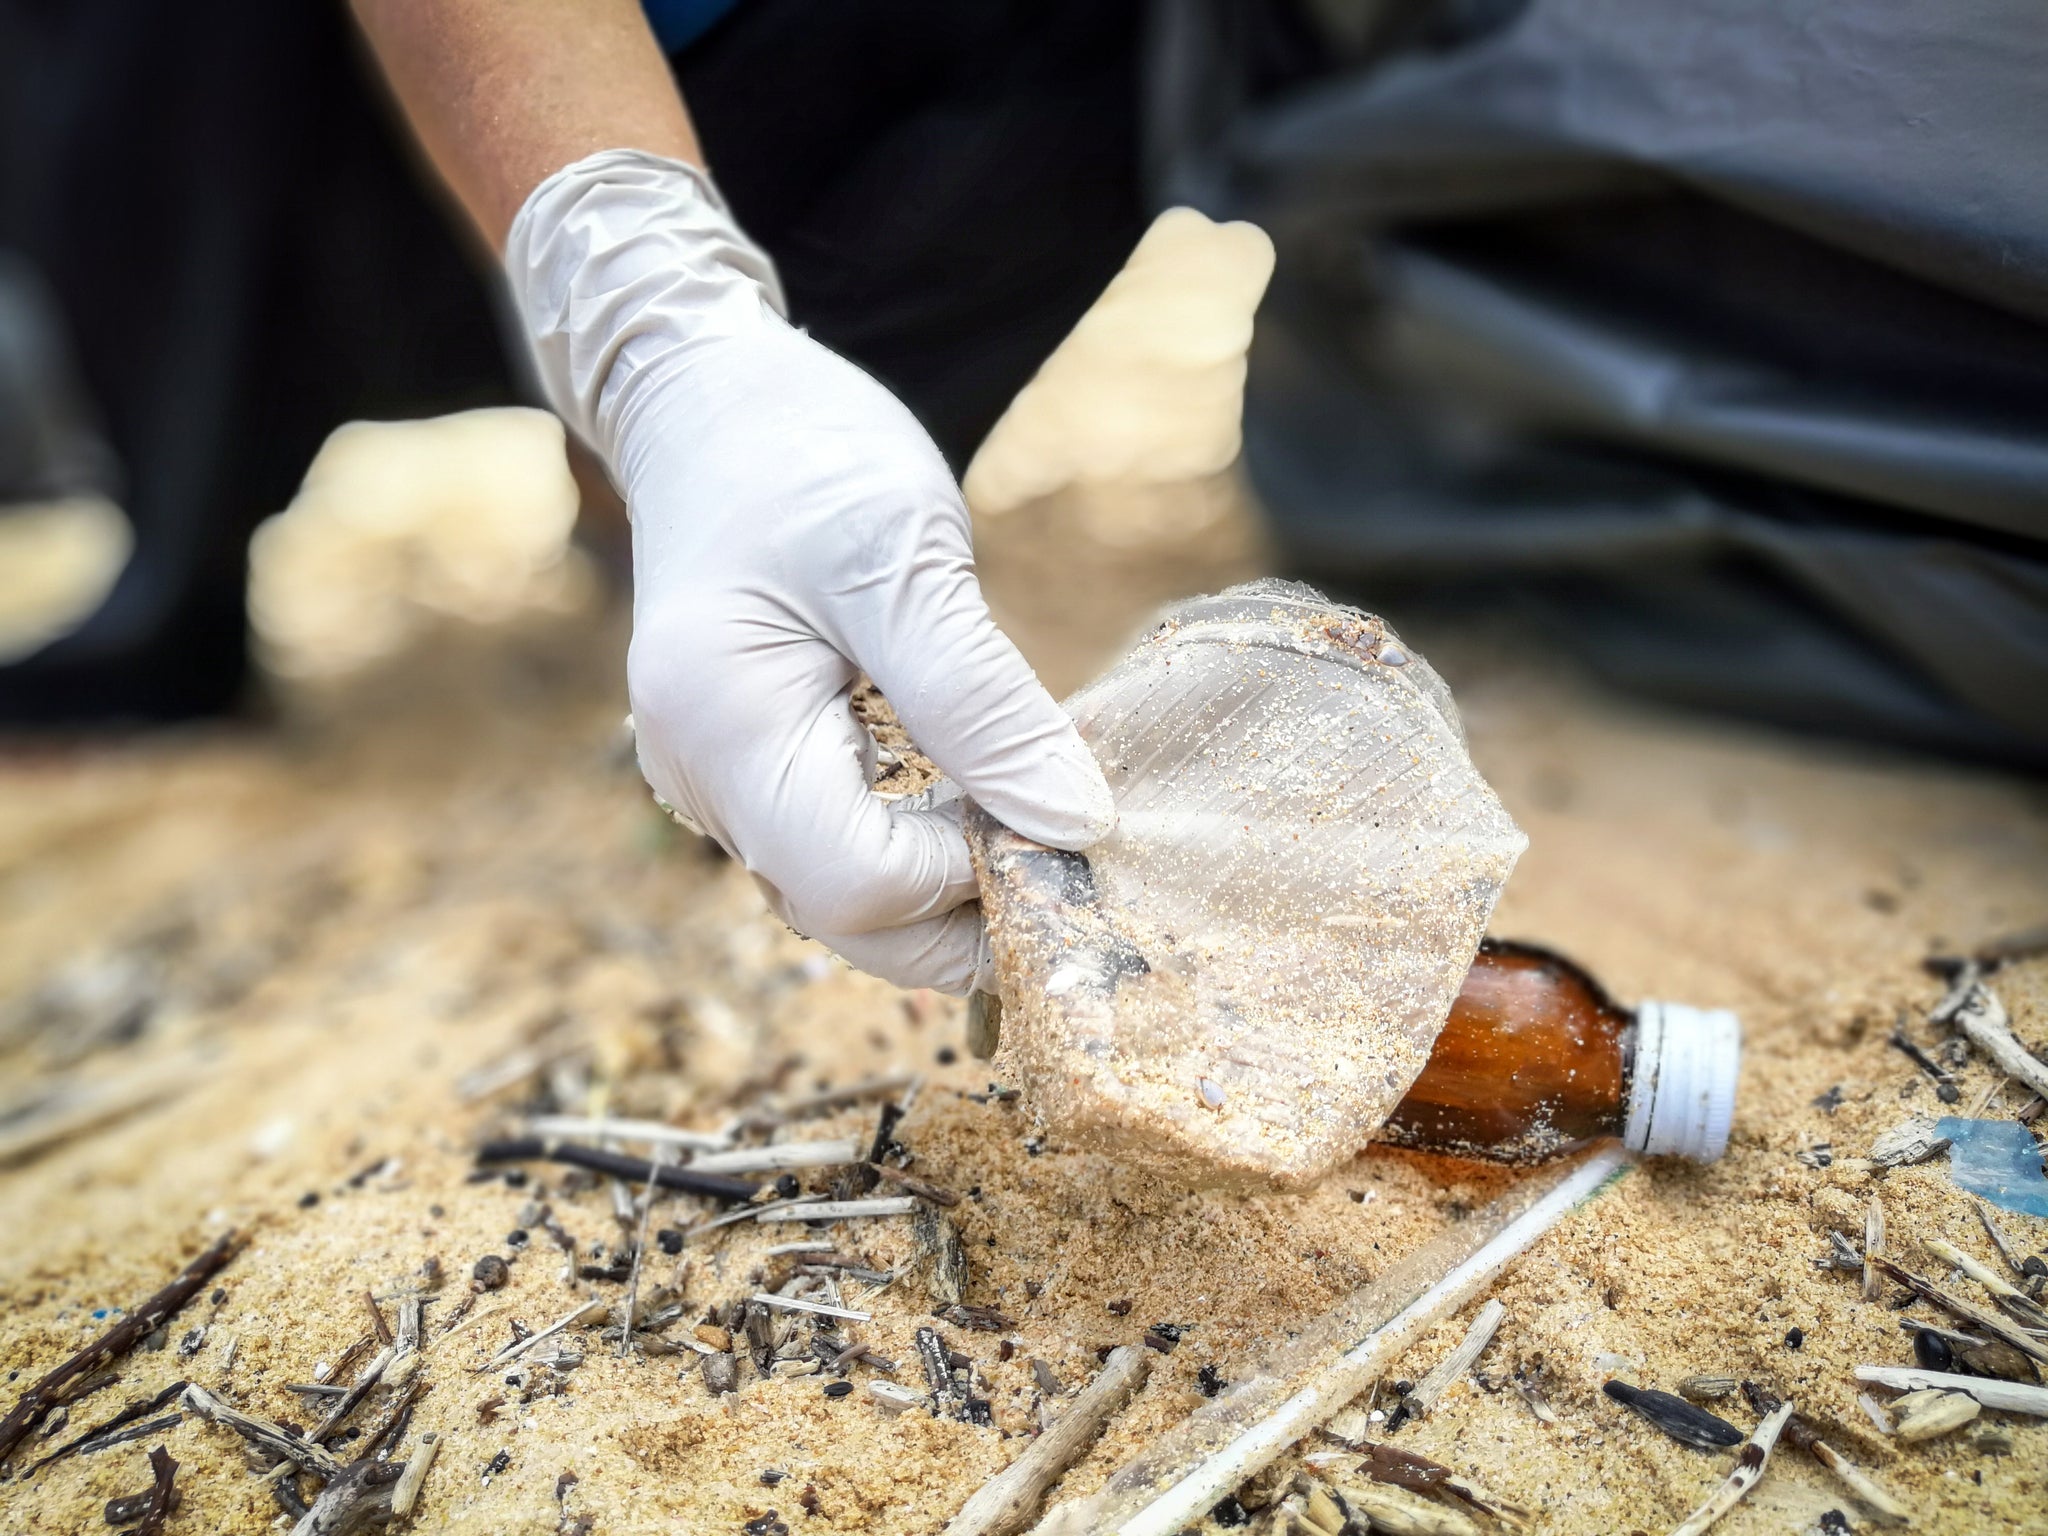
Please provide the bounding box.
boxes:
[349,0,702,250]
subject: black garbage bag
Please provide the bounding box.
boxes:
[1149,0,2048,767]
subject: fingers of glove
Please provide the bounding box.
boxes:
[851,559,1114,853]
[635,641,980,937]
[805,903,989,996]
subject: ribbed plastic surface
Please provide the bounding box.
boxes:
[1625,1001,1741,1162]
[969,580,1527,1189]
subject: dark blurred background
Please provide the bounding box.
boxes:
[2,0,2043,764]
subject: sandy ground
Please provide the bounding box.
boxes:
[1,478,2045,1535]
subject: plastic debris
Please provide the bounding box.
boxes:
[970,580,1525,1188]
[1936,1117,2048,1217]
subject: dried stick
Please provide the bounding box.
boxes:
[523,1114,732,1151]
[0,1229,238,1463]
[1941,980,2048,1100]
[755,1196,919,1222]
[23,1379,188,1476]
[1668,1400,1793,1536]
[1402,1300,1504,1420]
[1807,1442,1912,1528]
[1922,1237,2048,1328]
[620,1147,669,1358]
[475,1137,759,1201]
[869,1163,963,1206]
[737,1071,917,1132]
[1081,1148,1632,1536]
[1868,1256,2048,1364]
[1974,1202,2026,1276]
[1863,1197,1884,1303]
[312,1345,394,1440]
[1854,1365,2048,1416]
[688,1137,865,1174]
[291,1457,399,1536]
[391,1431,440,1518]
[133,1444,180,1536]
[947,1346,1151,1536]
[476,1298,608,1374]
[182,1383,343,1478]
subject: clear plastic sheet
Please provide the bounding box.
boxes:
[969,579,1525,1188]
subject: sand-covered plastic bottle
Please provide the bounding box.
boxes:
[967,579,1528,1190]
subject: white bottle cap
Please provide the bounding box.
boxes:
[1623,1001,1741,1161]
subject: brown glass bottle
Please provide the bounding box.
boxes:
[1380,940,1739,1165]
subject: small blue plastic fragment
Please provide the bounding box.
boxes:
[1936,1116,2048,1217]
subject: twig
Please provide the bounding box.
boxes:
[688,1138,865,1174]
[1974,1202,2027,1276]
[1869,1256,2048,1364]
[475,1138,759,1201]
[182,1383,343,1478]
[522,1114,732,1151]
[1744,1382,1910,1528]
[364,1292,393,1348]
[749,1293,872,1322]
[1922,1237,2048,1328]
[476,1298,607,1374]
[1938,975,2048,1100]
[312,1346,395,1441]
[291,1456,400,1536]
[946,1345,1150,1536]
[22,1380,188,1476]
[1854,1365,2048,1416]
[869,1163,962,1206]
[0,1229,239,1464]
[132,1445,179,1536]
[1400,1300,1503,1422]
[391,1431,440,1518]
[680,1194,820,1241]
[1082,1148,1633,1536]
[755,1196,919,1223]
[620,1147,669,1358]
[1668,1400,1793,1536]
[1863,1197,1884,1303]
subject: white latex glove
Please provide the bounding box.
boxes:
[506,149,1113,993]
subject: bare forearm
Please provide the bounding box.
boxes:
[350,0,701,250]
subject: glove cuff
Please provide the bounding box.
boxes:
[504,148,788,463]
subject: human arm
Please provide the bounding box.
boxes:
[347,1,1115,992]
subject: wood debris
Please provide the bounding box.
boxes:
[1868,1255,2048,1365]
[0,1230,239,1465]
[1893,1390,1980,1441]
[944,1345,1148,1536]
[1922,1236,2048,1329]
[1932,968,2048,1101]
[1602,1381,1744,1450]
[755,1196,919,1223]
[1865,1116,1951,1169]
[1319,1472,1481,1536]
[476,1137,759,1201]
[1666,1399,1792,1536]
[181,1383,343,1478]
[1855,1365,2048,1416]
[390,1431,441,1518]
[1393,1301,1503,1427]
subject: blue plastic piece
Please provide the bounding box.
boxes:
[1936,1117,2048,1217]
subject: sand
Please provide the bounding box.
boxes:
[1,478,2045,1535]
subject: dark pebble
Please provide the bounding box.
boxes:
[504,1169,529,1188]
[472,1255,511,1291]
[774,1174,800,1200]
[936,1047,957,1065]
[1196,1363,1227,1398]
[210,1288,227,1305]
[822,1381,853,1399]
[1786,1327,1805,1350]
[297,1191,320,1208]
[1603,1380,1745,1451]
[506,1229,530,1248]
[657,1228,684,1256]
[1211,1496,1250,1527]
[429,1205,445,1219]
[759,1470,786,1486]
[1105,1299,1133,1317]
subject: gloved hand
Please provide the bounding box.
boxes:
[506,149,1113,993]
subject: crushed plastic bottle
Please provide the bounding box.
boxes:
[967,579,1527,1189]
